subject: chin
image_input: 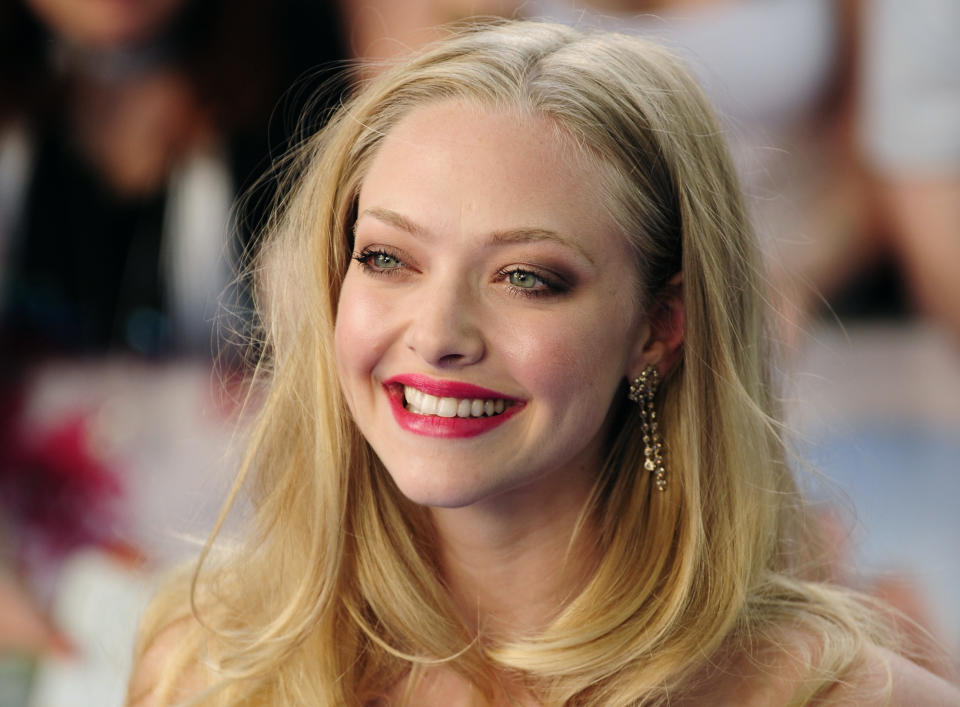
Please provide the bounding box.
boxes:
[385,465,512,510]
[393,481,493,510]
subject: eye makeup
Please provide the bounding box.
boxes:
[495,265,572,298]
[352,246,412,278]
[351,240,579,299]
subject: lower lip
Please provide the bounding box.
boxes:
[386,387,523,438]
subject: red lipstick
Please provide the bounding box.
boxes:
[382,374,524,438]
[383,374,523,401]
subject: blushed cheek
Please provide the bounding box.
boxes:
[334,278,392,401]
[500,315,627,407]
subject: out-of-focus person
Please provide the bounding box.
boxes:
[0,0,348,359]
[0,3,348,703]
[858,0,960,342]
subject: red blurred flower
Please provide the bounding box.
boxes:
[0,388,123,566]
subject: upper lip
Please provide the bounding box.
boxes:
[383,373,522,401]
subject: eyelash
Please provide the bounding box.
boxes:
[352,247,406,277]
[352,247,569,298]
[495,266,568,298]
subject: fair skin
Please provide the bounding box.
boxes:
[129,628,960,707]
[0,570,73,657]
[127,101,959,705]
[334,100,666,703]
[335,100,660,632]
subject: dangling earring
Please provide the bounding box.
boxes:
[628,365,667,491]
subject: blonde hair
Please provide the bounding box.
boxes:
[134,20,889,705]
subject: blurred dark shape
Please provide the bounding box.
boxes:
[0,0,349,360]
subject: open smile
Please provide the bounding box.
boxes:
[403,385,512,418]
[383,375,524,438]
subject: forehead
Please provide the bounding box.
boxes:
[356,100,626,258]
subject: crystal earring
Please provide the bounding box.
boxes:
[628,365,666,491]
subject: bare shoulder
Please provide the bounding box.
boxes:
[126,615,210,707]
[675,634,959,706]
[817,644,960,706]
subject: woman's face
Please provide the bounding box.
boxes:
[335,100,649,510]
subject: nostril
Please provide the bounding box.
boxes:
[403,311,486,367]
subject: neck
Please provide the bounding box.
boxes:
[430,462,601,641]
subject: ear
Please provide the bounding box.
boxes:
[628,272,684,379]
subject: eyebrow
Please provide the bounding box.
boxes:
[357,207,424,238]
[357,207,595,265]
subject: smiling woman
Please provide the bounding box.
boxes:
[127,19,958,707]
[337,103,647,510]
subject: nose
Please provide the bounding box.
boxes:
[403,278,485,368]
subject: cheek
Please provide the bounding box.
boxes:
[494,306,631,406]
[334,275,391,384]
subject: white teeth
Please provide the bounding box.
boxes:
[437,397,458,417]
[407,387,422,409]
[402,385,511,418]
[420,393,439,415]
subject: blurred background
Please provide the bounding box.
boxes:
[1,1,957,704]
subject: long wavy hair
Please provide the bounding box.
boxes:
[134,20,886,706]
